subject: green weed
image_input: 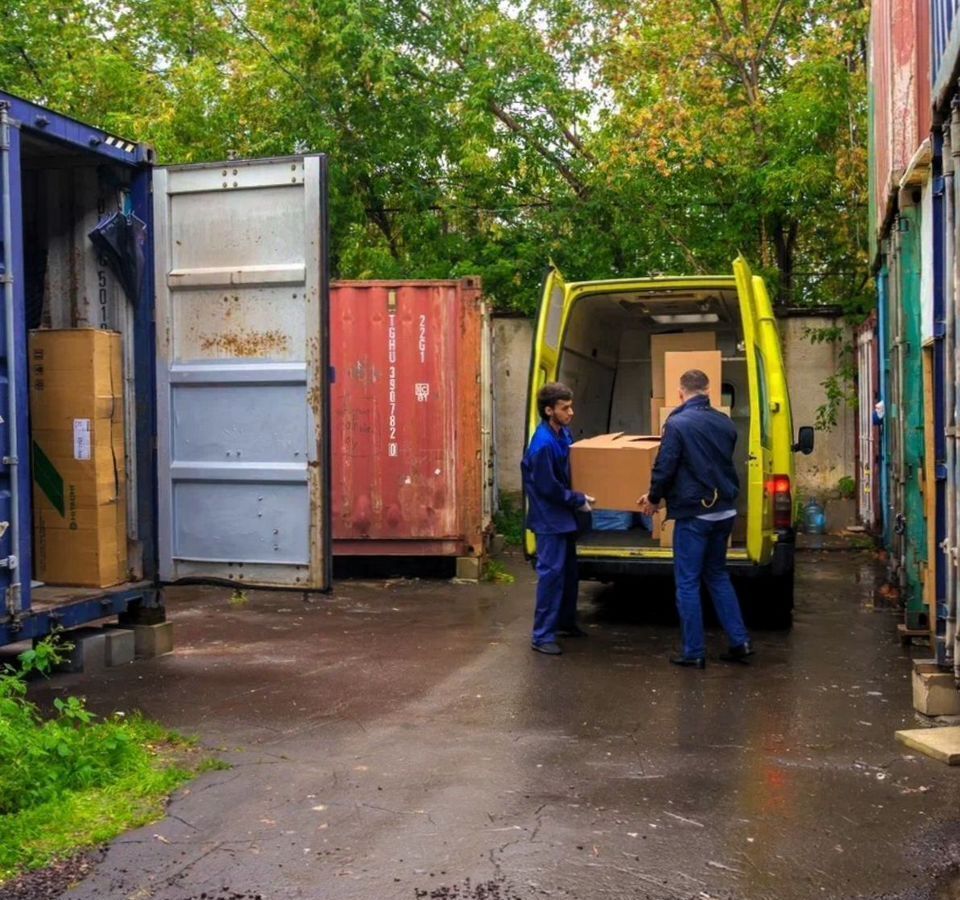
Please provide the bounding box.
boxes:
[229,589,250,608]
[483,560,516,584]
[0,638,214,883]
[494,493,524,547]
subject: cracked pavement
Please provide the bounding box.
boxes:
[21,550,960,899]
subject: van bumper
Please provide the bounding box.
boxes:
[577,531,796,581]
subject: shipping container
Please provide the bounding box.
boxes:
[0,91,331,648]
[330,280,494,565]
[933,0,960,109]
[869,0,932,245]
[856,312,882,532]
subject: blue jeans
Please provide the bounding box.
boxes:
[532,532,579,645]
[673,516,750,659]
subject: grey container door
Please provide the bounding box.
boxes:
[154,156,329,589]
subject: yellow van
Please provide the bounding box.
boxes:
[525,256,814,627]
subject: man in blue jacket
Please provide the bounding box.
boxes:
[521,382,594,656]
[639,369,752,668]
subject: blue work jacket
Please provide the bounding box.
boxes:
[649,394,739,520]
[521,422,586,534]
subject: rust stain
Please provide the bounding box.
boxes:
[199,329,290,357]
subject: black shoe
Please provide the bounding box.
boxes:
[670,655,705,669]
[719,642,754,663]
[558,625,588,638]
[531,641,562,655]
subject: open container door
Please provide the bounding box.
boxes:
[154,156,330,590]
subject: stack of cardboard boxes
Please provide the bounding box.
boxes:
[571,331,728,549]
[30,329,128,588]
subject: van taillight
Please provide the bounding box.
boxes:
[769,475,792,529]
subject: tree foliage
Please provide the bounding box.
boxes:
[0,0,868,313]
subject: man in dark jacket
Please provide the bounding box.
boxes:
[639,369,752,668]
[521,382,594,656]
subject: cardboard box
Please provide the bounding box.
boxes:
[660,518,675,548]
[30,329,127,587]
[651,333,716,398]
[663,350,723,403]
[650,396,664,432]
[659,404,731,432]
[570,433,661,513]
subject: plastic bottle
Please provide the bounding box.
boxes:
[804,498,826,534]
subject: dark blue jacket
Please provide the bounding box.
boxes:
[648,394,739,520]
[522,422,586,534]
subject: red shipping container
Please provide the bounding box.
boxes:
[331,279,494,559]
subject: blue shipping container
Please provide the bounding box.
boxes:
[0,92,331,648]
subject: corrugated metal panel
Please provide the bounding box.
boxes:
[870,0,933,237]
[154,156,330,589]
[331,279,493,557]
[933,0,960,106]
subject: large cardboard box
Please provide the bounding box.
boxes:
[659,404,731,432]
[570,433,661,513]
[663,350,723,403]
[650,396,664,432]
[651,333,716,398]
[30,329,127,587]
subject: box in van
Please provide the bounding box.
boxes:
[525,257,815,627]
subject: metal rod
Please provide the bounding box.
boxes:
[0,104,22,616]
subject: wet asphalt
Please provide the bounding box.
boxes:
[20,549,960,900]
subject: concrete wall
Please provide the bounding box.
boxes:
[491,313,857,500]
[778,315,857,500]
[493,317,534,494]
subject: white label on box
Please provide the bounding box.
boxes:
[73,419,91,460]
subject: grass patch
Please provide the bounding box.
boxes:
[482,560,516,584]
[0,638,217,884]
[494,493,524,547]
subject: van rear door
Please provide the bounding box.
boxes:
[524,266,574,554]
[153,156,330,590]
[733,256,775,564]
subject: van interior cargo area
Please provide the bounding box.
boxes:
[557,287,750,550]
[20,131,144,606]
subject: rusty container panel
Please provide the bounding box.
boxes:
[870,0,932,237]
[331,279,493,557]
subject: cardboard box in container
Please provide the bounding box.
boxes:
[30,329,127,588]
[650,397,664,433]
[570,433,661,513]
[663,350,723,402]
[659,404,731,432]
[651,333,716,398]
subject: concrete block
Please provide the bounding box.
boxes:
[455,556,481,582]
[912,661,960,716]
[132,622,174,659]
[103,628,135,667]
[57,628,107,674]
[896,726,960,765]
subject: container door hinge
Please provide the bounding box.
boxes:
[0,555,18,569]
[2,456,18,466]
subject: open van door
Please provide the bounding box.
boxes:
[524,266,574,555]
[153,156,330,590]
[732,256,775,565]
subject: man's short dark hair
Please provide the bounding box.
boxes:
[538,382,573,419]
[679,369,709,394]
